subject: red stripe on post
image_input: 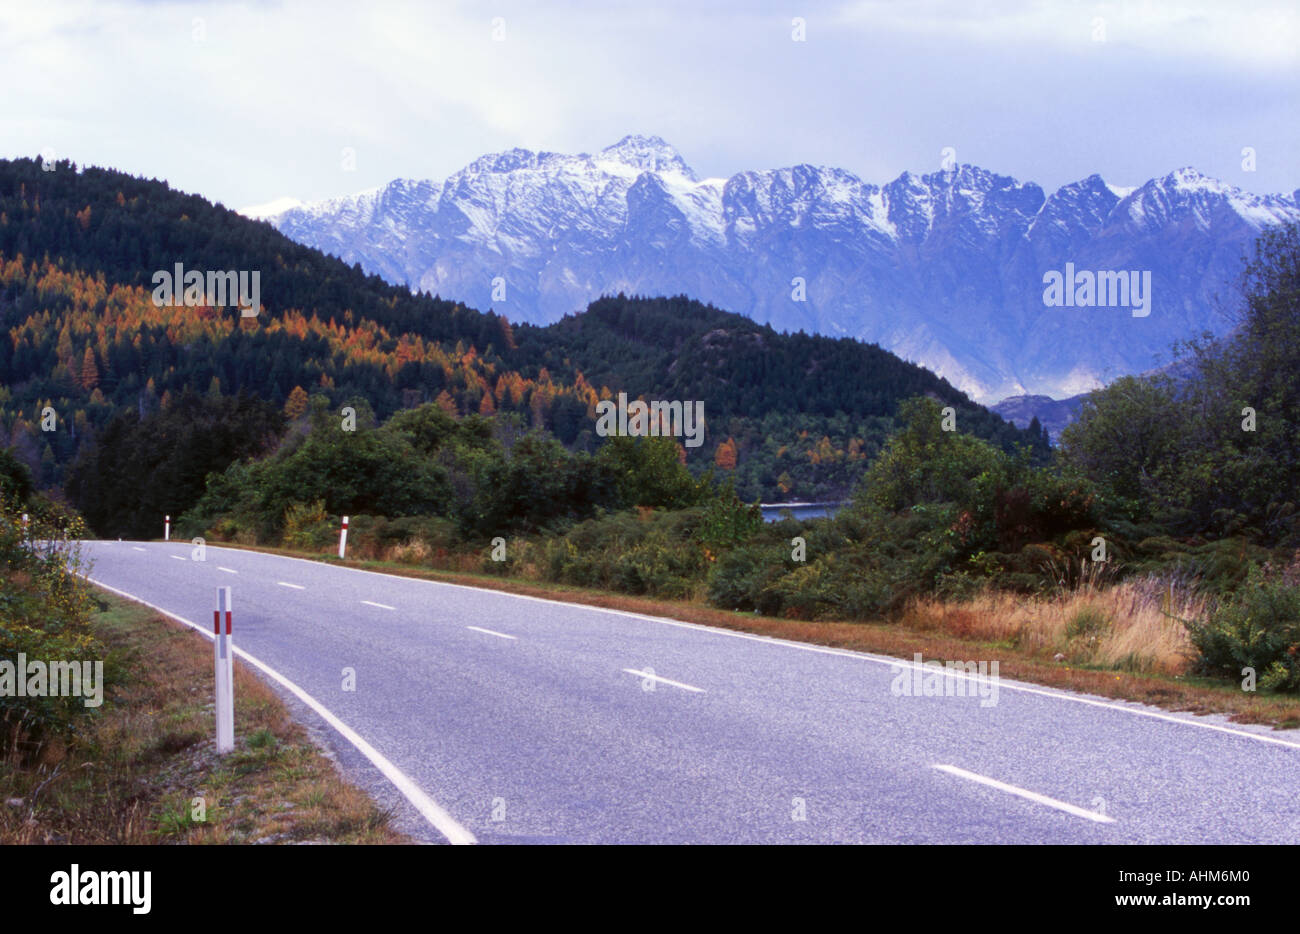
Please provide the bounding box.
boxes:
[225,610,232,635]
[213,609,220,635]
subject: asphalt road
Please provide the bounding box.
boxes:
[79,540,1300,844]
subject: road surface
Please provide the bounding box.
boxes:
[79,540,1300,844]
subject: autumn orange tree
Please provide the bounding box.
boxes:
[713,437,737,470]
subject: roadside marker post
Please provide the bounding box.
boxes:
[164,515,171,541]
[21,513,28,538]
[339,515,349,559]
[213,586,235,753]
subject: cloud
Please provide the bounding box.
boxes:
[1,0,1296,209]
[836,0,1299,71]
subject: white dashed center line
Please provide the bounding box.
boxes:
[933,764,1115,823]
[277,581,305,590]
[466,626,516,640]
[169,555,187,561]
[218,567,237,574]
[622,668,706,693]
[361,600,395,610]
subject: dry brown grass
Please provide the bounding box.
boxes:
[905,576,1208,676]
[0,591,410,845]
[384,539,432,564]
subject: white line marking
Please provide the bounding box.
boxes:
[132,546,146,552]
[934,764,1116,824]
[361,600,395,610]
[276,581,305,590]
[101,542,1300,752]
[622,668,705,693]
[81,576,476,845]
[169,555,187,561]
[466,626,516,640]
[218,567,237,574]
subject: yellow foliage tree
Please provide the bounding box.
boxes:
[284,385,309,420]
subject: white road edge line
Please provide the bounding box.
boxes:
[361,600,395,610]
[276,581,305,590]
[622,668,706,693]
[466,626,516,640]
[132,546,146,552]
[110,543,1300,752]
[934,763,1115,824]
[217,567,237,574]
[82,575,476,846]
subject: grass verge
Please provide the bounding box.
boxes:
[0,589,411,844]
[202,540,1300,731]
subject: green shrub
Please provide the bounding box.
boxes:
[0,500,105,755]
[1129,537,1272,594]
[611,541,699,597]
[706,543,790,614]
[1188,565,1300,691]
[760,556,894,620]
[282,499,333,551]
[698,486,762,552]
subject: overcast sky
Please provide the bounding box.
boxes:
[2,0,1296,210]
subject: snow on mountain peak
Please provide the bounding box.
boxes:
[1119,166,1300,231]
[464,147,544,176]
[1165,166,1218,190]
[259,140,1300,402]
[598,135,697,181]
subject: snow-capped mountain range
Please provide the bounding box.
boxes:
[249,136,1300,402]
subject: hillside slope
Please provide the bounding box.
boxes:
[0,157,1043,508]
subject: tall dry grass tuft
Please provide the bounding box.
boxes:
[905,575,1207,675]
[384,539,431,563]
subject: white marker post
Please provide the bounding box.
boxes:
[213,586,235,753]
[21,513,28,538]
[339,515,349,559]
[164,515,171,541]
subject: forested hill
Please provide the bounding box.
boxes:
[0,156,1046,510]
[0,156,501,350]
[513,295,1026,438]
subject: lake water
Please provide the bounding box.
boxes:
[758,502,847,523]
